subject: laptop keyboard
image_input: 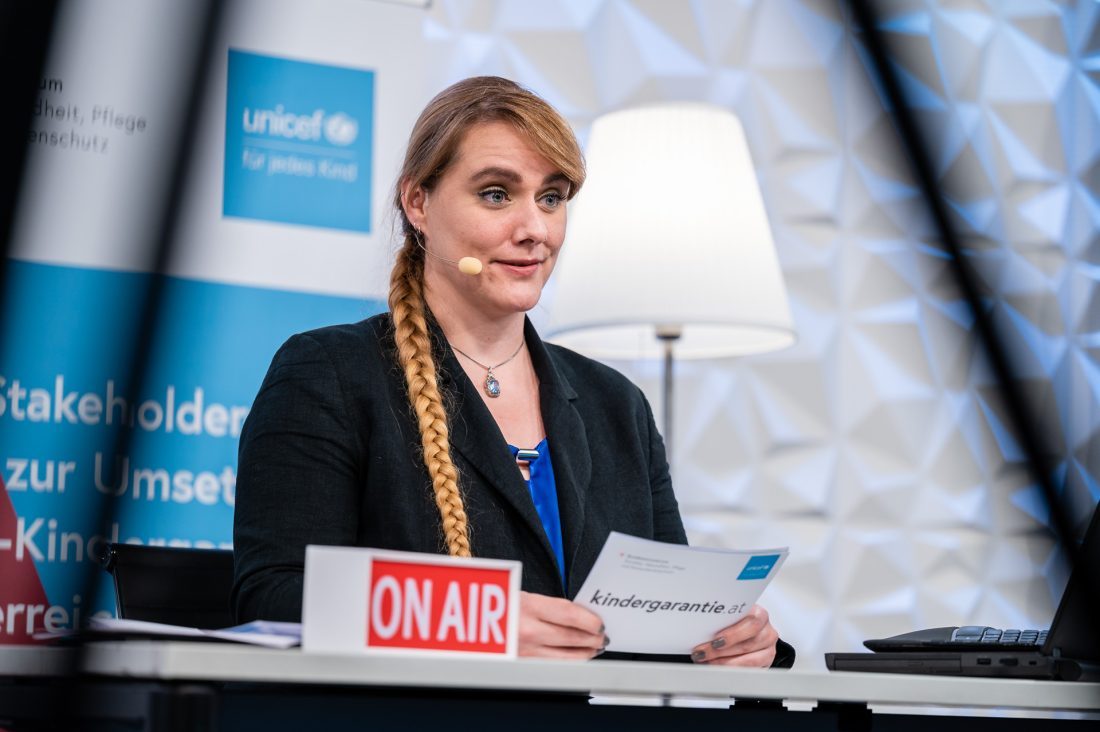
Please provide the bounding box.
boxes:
[950,626,1048,647]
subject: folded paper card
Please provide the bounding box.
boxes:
[71,618,302,648]
[575,533,787,654]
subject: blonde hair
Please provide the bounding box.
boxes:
[389,77,584,557]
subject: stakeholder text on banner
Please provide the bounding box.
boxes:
[576,533,787,654]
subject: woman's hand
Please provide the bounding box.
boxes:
[689,604,779,667]
[518,591,607,659]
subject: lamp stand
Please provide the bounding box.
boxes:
[655,325,683,466]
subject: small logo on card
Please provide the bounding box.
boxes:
[737,554,780,580]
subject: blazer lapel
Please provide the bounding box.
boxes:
[431,322,559,571]
[524,319,592,596]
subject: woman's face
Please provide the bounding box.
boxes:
[407,120,570,320]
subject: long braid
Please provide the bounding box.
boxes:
[387,76,585,557]
[388,238,471,557]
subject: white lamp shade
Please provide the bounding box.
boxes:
[546,104,796,360]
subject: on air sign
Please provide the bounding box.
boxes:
[303,545,520,658]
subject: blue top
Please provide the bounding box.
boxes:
[508,438,566,589]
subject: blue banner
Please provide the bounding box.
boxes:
[0,260,384,636]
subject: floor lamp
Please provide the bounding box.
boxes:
[546,104,796,463]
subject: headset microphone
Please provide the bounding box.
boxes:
[414,230,483,275]
[456,256,484,275]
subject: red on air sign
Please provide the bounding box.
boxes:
[366,560,511,653]
[302,545,521,658]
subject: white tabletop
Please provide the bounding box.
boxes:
[26,641,1088,713]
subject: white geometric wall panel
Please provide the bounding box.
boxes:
[420,0,1098,668]
[874,0,1100,535]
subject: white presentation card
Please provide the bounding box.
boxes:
[575,533,787,654]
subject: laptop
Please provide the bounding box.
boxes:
[825,504,1100,681]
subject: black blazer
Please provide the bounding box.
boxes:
[232,313,794,666]
[233,314,686,615]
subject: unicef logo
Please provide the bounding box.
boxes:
[324,112,358,146]
[241,107,359,147]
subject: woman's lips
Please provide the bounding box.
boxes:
[494,259,542,275]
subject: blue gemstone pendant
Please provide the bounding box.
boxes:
[484,370,501,398]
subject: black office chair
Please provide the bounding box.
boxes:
[101,543,236,629]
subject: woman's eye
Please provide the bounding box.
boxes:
[480,188,508,204]
[541,191,563,208]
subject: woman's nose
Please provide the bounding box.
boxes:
[512,200,549,244]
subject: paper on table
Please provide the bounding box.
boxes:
[81,617,302,648]
[575,532,787,654]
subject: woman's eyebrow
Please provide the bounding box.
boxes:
[469,166,521,184]
[468,167,569,188]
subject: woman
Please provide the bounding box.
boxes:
[233,76,792,667]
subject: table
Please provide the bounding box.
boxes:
[3,642,1099,731]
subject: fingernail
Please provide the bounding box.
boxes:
[710,637,726,650]
[691,650,706,662]
[598,624,605,634]
[602,635,610,648]
[595,648,605,657]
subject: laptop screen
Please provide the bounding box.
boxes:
[1044,504,1100,661]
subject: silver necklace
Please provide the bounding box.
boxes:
[450,339,525,398]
